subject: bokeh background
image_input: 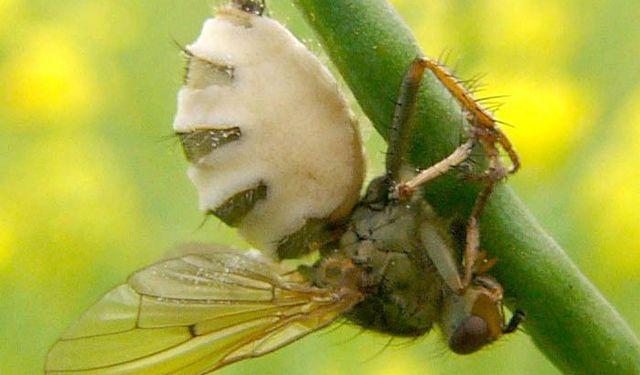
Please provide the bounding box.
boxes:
[1,0,639,374]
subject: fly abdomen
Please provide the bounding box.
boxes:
[178,127,241,162]
[173,5,364,258]
[181,47,234,89]
[210,182,267,227]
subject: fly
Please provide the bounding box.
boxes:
[45,1,524,373]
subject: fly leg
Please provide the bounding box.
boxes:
[387,57,476,294]
[387,57,516,292]
[459,116,525,288]
[465,122,516,183]
[462,198,487,289]
[385,57,474,200]
[395,139,473,199]
[419,220,464,293]
[385,57,426,188]
[418,57,522,284]
[418,55,520,178]
[494,126,520,174]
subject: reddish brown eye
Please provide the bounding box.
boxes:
[448,315,491,354]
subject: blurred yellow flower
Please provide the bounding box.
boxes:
[3,26,100,125]
[491,76,591,176]
[68,0,142,50]
[28,136,138,230]
[580,88,640,280]
[4,134,143,282]
[391,0,454,57]
[480,0,576,67]
[371,353,424,375]
[393,0,587,179]
[0,0,20,36]
[0,214,14,268]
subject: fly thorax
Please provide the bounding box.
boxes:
[333,201,445,336]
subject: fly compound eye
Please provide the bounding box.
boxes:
[441,279,505,354]
[448,315,491,354]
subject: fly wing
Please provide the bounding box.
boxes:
[46,249,362,374]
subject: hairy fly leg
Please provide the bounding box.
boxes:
[418,57,521,290]
[385,58,475,200]
[419,56,520,177]
[388,57,521,292]
[384,57,475,293]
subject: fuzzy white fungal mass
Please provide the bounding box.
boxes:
[173,7,364,255]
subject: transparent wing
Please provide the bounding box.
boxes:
[46,249,362,374]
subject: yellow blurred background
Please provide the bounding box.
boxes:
[1,0,639,374]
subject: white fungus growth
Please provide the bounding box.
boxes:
[173,7,365,255]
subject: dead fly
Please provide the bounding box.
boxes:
[45,1,524,374]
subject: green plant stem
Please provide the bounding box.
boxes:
[294,0,640,374]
